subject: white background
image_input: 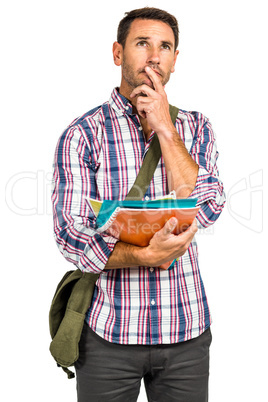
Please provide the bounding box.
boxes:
[1,0,267,400]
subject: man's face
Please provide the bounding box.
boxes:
[116,19,179,96]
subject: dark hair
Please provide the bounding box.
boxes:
[117,7,179,51]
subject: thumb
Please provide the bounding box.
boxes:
[163,217,178,235]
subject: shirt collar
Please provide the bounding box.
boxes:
[109,88,134,116]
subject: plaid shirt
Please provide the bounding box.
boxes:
[52,88,225,345]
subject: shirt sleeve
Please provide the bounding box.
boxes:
[51,126,118,273]
[188,115,226,228]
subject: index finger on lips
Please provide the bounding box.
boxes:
[144,66,164,93]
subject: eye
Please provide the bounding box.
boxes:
[161,43,171,50]
[137,41,148,47]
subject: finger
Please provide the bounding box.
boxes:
[137,109,147,119]
[130,84,156,99]
[188,219,198,234]
[144,66,164,93]
[163,217,178,235]
[136,97,154,111]
[180,219,198,239]
[136,96,153,104]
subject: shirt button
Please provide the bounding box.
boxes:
[145,196,150,201]
[138,126,143,131]
[125,106,129,110]
[151,299,156,306]
[150,267,154,273]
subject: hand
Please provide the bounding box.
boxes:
[144,217,198,269]
[130,66,175,135]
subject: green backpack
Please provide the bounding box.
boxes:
[49,270,99,378]
[49,105,179,378]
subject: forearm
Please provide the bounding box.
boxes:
[105,218,198,270]
[105,241,150,269]
[158,127,199,198]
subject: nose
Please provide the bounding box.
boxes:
[147,46,160,65]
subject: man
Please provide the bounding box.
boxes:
[52,7,225,402]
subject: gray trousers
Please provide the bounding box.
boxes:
[75,324,212,402]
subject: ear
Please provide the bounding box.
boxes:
[113,42,123,66]
[171,50,179,73]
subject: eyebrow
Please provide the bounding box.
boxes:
[134,36,150,41]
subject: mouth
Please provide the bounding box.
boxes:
[140,66,162,78]
[144,69,162,77]
[151,70,162,78]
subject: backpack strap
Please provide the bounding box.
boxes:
[125,104,179,200]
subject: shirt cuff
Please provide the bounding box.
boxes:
[78,233,119,274]
[189,167,225,228]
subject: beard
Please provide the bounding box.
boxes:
[121,59,171,90]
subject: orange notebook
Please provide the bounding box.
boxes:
[88,197,199,269]
[100,207,199,247]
